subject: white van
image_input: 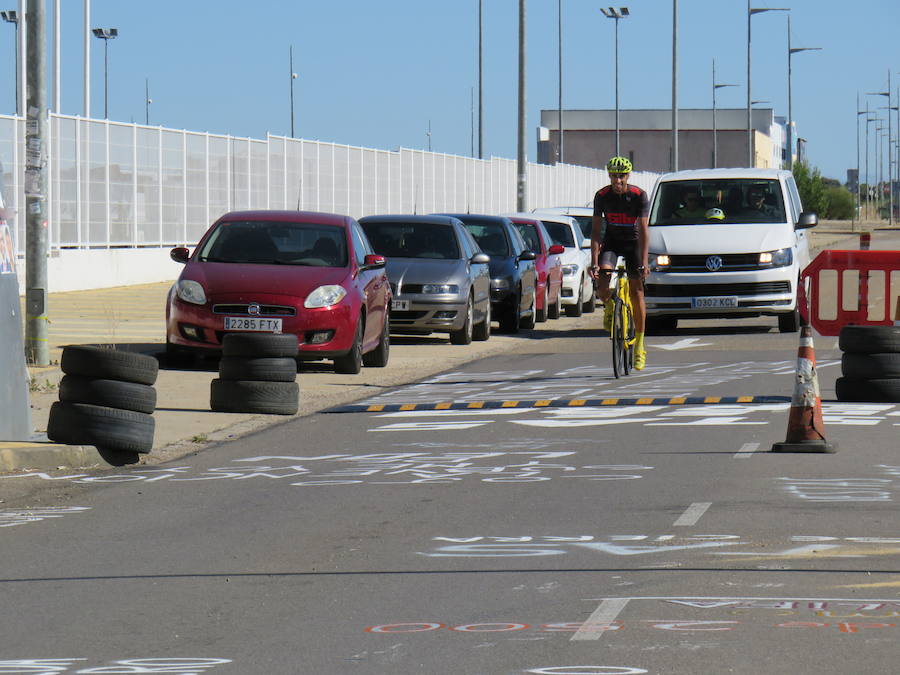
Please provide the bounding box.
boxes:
[645,168,817,333]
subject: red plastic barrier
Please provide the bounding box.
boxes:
[799,249,900,336]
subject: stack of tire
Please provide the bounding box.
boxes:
[836,325,900,403]
[47,345,158,454]
[210,333,299,415]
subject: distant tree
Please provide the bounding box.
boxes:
[792,161,829,216]
[825,185,855,220]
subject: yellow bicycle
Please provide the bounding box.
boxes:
[609,257,636,378]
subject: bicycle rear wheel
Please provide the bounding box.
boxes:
[623,302,635,374]
[612,298,627,378]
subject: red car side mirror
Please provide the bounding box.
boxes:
[548,244,565,255]
[363,253,386,269]
[170,247,190,264]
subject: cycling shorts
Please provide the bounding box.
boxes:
[599,240,642,278]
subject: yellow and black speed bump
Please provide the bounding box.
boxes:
[326,395,792,414]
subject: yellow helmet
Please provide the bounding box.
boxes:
[705,207,725,221]
[606,156,633,174]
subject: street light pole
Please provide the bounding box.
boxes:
[145,77,151,125]
[786,14,820,170]
[289,45,298,138]
[671,0,678,171]
[91,27,117,119]
[558,0,563,163]
[600,6,629,157]
[869,71,894,226]
[712,58,737,169]
[478,0,483,159]
[856,93,866,228]
[516,0,527,211]
[1,10,19,114]
[748,3,788,166]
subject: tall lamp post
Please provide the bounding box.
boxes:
[786,15,820,170]
[145,77,151,125]
[558,0,563,163]
[856,94,867,227]
[600,6,629,156]
[289,45,298,138]
[91,27,117,119]
[712,58,737,169]
[1,10,18,114]
[747,3,788,166]
[869,72,894,226]
[671,0,678,171]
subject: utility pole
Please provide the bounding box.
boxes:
[24,0,48,365]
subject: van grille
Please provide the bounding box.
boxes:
[645,281,791,297]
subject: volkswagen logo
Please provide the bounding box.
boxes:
[248,303,261,316]
[705,255,723,272]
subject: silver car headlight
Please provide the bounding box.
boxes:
[176,279,207,305]
[422,283,459,294]
[561,264,580,277]
[305,285,347,308]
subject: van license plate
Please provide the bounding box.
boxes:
[223,317,283,332]
[692,296,738,309]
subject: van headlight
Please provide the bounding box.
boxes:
[759,248,792,267]
[649,254,670,272]
[176,279,207,305]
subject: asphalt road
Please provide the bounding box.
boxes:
[3,317,899,674]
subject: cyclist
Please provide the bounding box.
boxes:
[590,156,650,370]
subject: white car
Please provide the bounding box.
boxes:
[532,206,594,242]
[645,168,816,333]
[529,213,595,317]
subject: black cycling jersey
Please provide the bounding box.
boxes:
[593,184,650,244]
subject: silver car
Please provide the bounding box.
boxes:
[359,215,492,345]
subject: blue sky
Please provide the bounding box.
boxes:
[2,0,898,182]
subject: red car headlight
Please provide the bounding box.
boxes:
[305,285,347,308]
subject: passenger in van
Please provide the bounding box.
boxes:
[740,187,779,220]
[672,188,707,220]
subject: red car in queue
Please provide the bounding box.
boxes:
[166,210,391,374]
[507,215,565,322]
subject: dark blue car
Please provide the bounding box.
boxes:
[436,214,537,333]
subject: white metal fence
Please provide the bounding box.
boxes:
[0,113,659,255]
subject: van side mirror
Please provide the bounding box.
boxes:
[471,252,490,264]
[170,247,190,264]
[796,211,818,229]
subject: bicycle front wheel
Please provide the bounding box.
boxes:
[612,299,627,378]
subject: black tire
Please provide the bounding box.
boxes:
[839,325,900,354]
[841,352,900,379]
[536,288,548,323]
[219,356,298,382]
[612,299,627,379]
[166,341,196,367]
[221,332,300,358]
[835,376,900,403]
[334,320,363,374]
[778,308,800,333]
[548,293,560,320]
[583,289,597,314]
[519,291,536,330]
[61,345,159,385]
[47,401,155,453]
[473,301,491,341]
[362,318,390,367]
[646,316,677,335]
[59,375,157,414]
[210,378,300,415]
[500,292,521,333]
[449,297,474,345]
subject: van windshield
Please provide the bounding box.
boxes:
[650,179,786,226]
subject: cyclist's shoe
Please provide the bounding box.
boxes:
[602,300,614,332]
[634,348,647,371]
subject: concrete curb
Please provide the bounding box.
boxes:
[0,442,106,472]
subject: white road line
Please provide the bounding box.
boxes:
[571,597,630,641]
[734,442,760,459]
[673,502,712,527]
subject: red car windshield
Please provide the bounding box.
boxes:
[198,221,348,267]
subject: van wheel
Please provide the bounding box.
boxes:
[778,308,800,333]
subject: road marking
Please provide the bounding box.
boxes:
[571,598,630,641]
[655,337,713,350]
[673,502,712,527]
[734,442,760,459]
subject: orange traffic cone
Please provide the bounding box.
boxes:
[771,324,836,453]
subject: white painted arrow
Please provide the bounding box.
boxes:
[655,337,713,350]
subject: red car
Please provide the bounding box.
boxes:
[166,210,391,374]
[508,216,565,322]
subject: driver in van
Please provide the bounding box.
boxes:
[673,187,707,220]
[741,186,779,219]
